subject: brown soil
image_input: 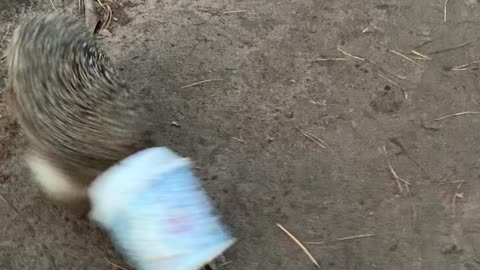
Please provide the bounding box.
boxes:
[3,0,480,269]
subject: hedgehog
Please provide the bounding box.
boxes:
[5,13,154,215]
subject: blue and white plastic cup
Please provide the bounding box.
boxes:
[88,147,235,270]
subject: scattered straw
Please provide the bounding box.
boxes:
[105,258,130,270]
[337,47,365,61]
[382,146,411,193]
[297,128,327,149]
[336,47,408,80]
[429,41,471,55]
[181,79,223,89]
[390,50,422,66]
[449,60,480,71]
[276,224,320,268]
[434,111,480,121]
[306,233,375,245]
[0,194,17,214]
[223,10,248,15]
[443,0,449,23]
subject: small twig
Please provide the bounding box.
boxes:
[429,41,472,55]
[337,47,365,61]
[105,258,131,270]
[297,128,327,149]
[223,10,248,15]
[390,50,422,66]
[0,194,18,214]
[276,224,320,268]
[382,146,410,193]
[434,111,480,121]
[443,0,449,23]
[181,79,223,89]
[452,180,464,216]
[306,233,375,245]
[232,137,246,144]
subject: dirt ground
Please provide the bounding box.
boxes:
[3,0,480,269]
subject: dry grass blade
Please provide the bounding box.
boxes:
[48,0,57,9]
[276,224,320,268]
[382,146,410,193]
[336,47,408,80]
[337,47,365,61]
[434,111,480,121]
[378,74,400,87]
[232,137,246,144]
[306,233,375,245]
[452,180,464,216]
[437,180,464,187]
[390,50,422,66]
[297,128,327,149]
[84,0,98,33]
[95,0,112,30]
[0,194,18,214]
[443,0,449,22]
[223,10,248,15]
[410,50,431,60]
[312,57,349,62]
[1,24,11,45]
[378,74,408,99]
[367,59,408,80]
[105,258,131,270]
[181,79,223,89]
[449,60,480,71]
[429,41,471,55]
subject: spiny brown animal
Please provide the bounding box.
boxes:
[5,13,153,215]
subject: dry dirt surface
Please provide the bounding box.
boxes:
[3,0,480,269]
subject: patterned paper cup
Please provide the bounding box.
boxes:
[89,147,235,270]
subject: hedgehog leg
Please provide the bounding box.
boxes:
[25,151,91,217]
